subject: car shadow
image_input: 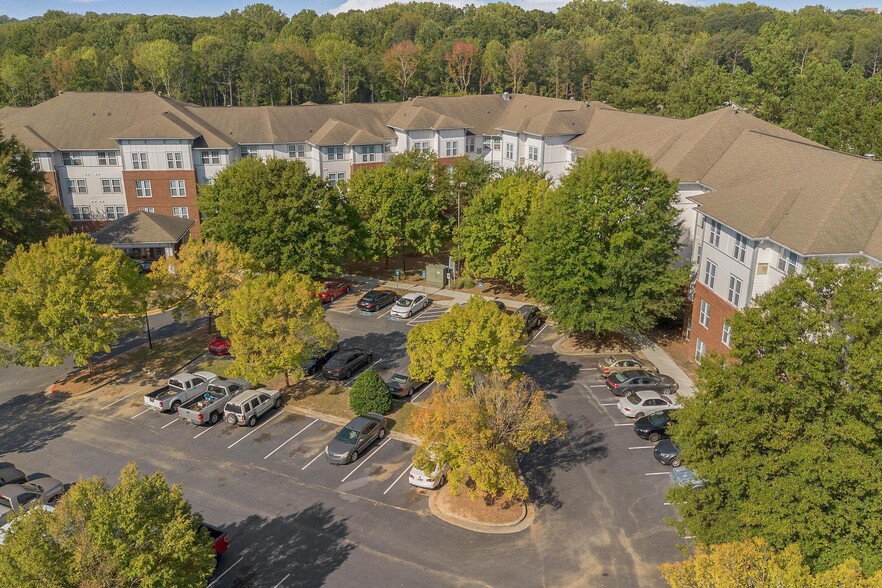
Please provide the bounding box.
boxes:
[519,420,608,511]
[519,353,582,398]
[218,502,355,588]
[337,331,408,371]
[0,392,83,455]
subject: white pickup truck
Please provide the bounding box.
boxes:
[143,372,218,413]
[177,377,250,426]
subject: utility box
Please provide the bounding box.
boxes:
[425,263,448,287]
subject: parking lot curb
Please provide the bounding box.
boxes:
[283,405,423,445]
[428,491,533,534]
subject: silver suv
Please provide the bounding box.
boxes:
[224,388,282,427]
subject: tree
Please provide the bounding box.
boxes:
[349,369,392,415]
[345,151,449,269]
[455,171,549,284]
[0,462,215,588]
[314,35,364,103]
[521,150,688,335]
[506,40,528,93]
[667,261,882,574]
[446,41,478,94]
[0,234,148,368]
[197,158,357,277]
[479,39,507,94]
[132,39,187,98]
[413,373,565,500]
[150,239,254,332]
[407,296,526,387]
[0,130,68,264]
[218,271,337,387]
[383,40,421,100]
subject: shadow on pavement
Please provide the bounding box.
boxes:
[0,392,83,455]
[338,330,407,370]
[519,421,607,511]
[520,353,582,398]
[219,502,355,588]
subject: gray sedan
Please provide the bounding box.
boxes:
[386,373,425,398]
[605,370,679,396]
[325,413,387,464]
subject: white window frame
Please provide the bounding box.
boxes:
[166,152,183,169]
[32,157,42,171]
[359,145,378,163]
[201,150,221,165]
[699,300,711,328]
[62,152,82,166]
[101,179,122,194]
[733,233,749,263]
[324,146,344,161]
[445,141,458,157]
[240,145,260,159]
[131,152,148,170]
[67,178,87,194]
[695,338,706,361]
[413,141,430,153]
[169,180,186,197]
[777,248,798,274]
[466,135,476,153]
[727,275,742,306]
[72,205,92,220]
[505,143,514,160]
[703,260,716,289]
[528,145,539,162]
[326,171,345,187]
[492,137,501,150]
[722,322,731,348]
[139,207,154,213]
[172,206,189,219]
[707,219,721,247]
[104,205,125,221]
[135,180,152,198]
[288,144,306,159]
[97,151,119,166]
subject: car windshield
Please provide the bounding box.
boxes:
[0,496,11,509]
[625,392,642,405]
[397,298,413,307]
[326,355,348,368]
[611,373,628,383]
[207,384,225,394]
[322,284,335,291]
[604,356,616,366]
[362,293,377,301]
[648,412,669,426]
[226,404,242,414]
[335,427,359,444]
[389,374,408,385]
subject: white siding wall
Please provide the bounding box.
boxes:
[119,139,193,170]
[695,215,754,310]
[438,129,465,157]
[194,149,232,184]
[542,135,577,179]
[54,150,127,220]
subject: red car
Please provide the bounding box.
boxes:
[316,281,351,304]
[208,335,231,356]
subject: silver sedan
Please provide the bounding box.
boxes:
[390,293,430,318]
[617,390,681,419]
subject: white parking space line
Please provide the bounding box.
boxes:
[130,408,152,419]
[302,449,325,470]
[101,390,141,411]
[628,446,654,450]
[264,419,317,460]
[613,423,633,427]
[528,323,549,345]
[161,418,179,429]
[273,574,291,588]
[601,402,618,406]
[375,307,394,319]
[588,384,608,389]
[193,426,214,439]
[227,410,286,449]
[384,463,412,495]
[410,380,435,402]
[580,367,598,371]
[341,437,392,483]
[645,472,669,476]
[345,359,383,386]
[208,557,243,587]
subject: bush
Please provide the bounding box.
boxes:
[349,369,392,415]
[449,276,475,290]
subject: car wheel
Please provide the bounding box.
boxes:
[171,400,181,412]
[209,412,220,425]
[226,414,237,425]
[367,354,373,362]
[648,432,661,443]
[247,416,257,427]
[407,388,413,397]
[274,397,282,409]
[662,387,672,395]
[350,451,358,463]
[378,428,385,439]
[671,458,682,468]
[345,370,352,379]
[635,412,645,419]
[329,295,335,303]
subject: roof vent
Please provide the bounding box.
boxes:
[502,91,512,101]
[91,112,96,116]
[107,112,112,116]
[864,153,876,160]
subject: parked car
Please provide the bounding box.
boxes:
[208,335,231,356]
[143,371,218,413]
[0,478,64,515]
[491,300,507,312]
[178,377,251,426]
[408,461,450,489]
[597,354,658,377]
[201,523,230,561]
[322,348,373,380]
[302,343,341,376]
[633,410,675,442]
[669,466,704,489]
[0,467,26,486]
[386,373,425,398]
[606,370,679,396]
[223,388,282,427]
[0,503,54,545]
[390,293,430,318]
[324,413,387,464]
[617,390,681,419]
[513,304,544,333]
[357,290,398,312]
[653,438,683,467]
[317,281,351,304]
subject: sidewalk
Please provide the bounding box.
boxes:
[630,333,695,397]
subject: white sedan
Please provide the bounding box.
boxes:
[390,293,430,318]
[617,390,681,419]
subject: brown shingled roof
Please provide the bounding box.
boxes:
[115,111,201,140]
[93,211,194,246]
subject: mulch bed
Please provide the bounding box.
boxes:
[437,482,525,525]
[556,331,641,354]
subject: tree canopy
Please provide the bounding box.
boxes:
[349,369,392,415]
[0,462,215,588]
[522,150,688,334]
[668,261,882,574]
[197,157,357,277]
[0,234,147,368]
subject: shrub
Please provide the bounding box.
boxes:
[449,276,475,290]
[349,369,392,415]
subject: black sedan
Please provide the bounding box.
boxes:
[357,290,398,312]
[302,343,341,376]
[653,438,682,467]
[633,410,675,442]
[605,370,679,396]
[322,348,373,380]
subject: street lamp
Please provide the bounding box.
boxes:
[144,310,153,350]
[456,181,467,229]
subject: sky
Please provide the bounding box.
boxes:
[0,0,877,21]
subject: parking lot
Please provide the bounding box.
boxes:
[1,286,686,587]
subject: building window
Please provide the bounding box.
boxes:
[131,152,148,169]
[699,300,711,328]
[727,275,742,306]
[777,248,798,275]
[135,180,152,198]
[360,145,378,163]
[326,172,345,187]
[570,151,577,163]
[169,180,186,197]
[166,152,183,169]
[104,206,125,220]
[71,206,91,220]
[466,136,475,153]
[412,141,430,153]
[172,206,189,219]
[66,179,87,194]
[707,219,721,247]
[324,146,344,161]
[492,137,501,150]
[139,207,154,213]
[505,143,514,160]
[101,179,122,194]
[445,141,458,157]
[695,338,706,361]
[528,145,539,162]
[240,145,259,158]
[97,151,119,166]
[32,157,42,171]
[62,152,82,166]
[722,322,731,348]
[703,260,716,289]
[733,232,749,263]
[201,150,221,165]
[288,144,306,159]
[685,317,691,341]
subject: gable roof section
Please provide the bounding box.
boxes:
[93,211,194,246]
[115,111,201,140]
[16,125,56,152]
[308,118,386,146]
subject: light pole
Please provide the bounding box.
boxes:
[455,181,467,280]
[144,311,153,350]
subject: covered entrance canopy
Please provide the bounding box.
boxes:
[92,211,194,261]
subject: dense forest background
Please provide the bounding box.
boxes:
[2,1,882,154]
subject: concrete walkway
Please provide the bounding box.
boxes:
[630,333,695,397]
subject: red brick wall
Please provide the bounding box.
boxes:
[689,281,737,358]
[122,170,200,237]
[71,220,109,234]
[43,171,62,206]
[351,161,384,173]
